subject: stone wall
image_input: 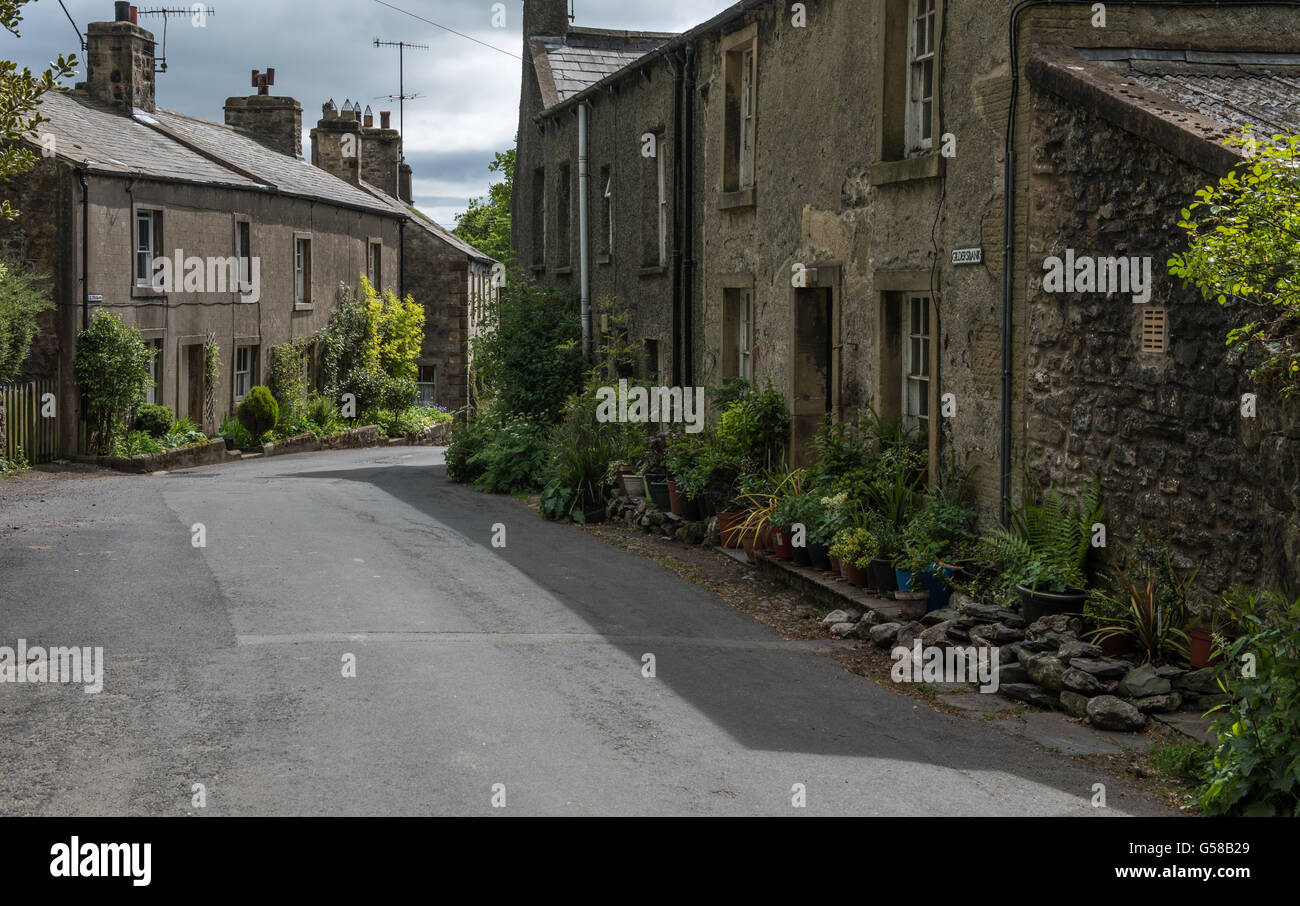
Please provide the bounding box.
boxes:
[1026,88,1299,594]
[404,225,472,412]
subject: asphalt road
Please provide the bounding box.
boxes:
[0,447,1176,816]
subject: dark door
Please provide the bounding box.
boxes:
[791,286,832,468]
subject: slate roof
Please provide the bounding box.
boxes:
[532,27,675,109]
[1084,49,1300,137]
[359,180,497,263]
[33,91,400,216]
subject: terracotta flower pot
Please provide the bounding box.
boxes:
[771,527,793,560]
[716,509,745,549]
[666,478,684,516]
[844,561,870,587]
[621,473,646,499]
[1188,627,1226,668]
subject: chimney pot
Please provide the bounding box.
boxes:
[266,68,275,85]
[129,5,138,25]
[380,110,391,129]
[114,1,131,21]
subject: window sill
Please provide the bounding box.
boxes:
[870,153,944,186]
[637,265,668,277]
[719,187,756,210]
[294,302,314,312]
[132,285,166,299]
[596,254,611,266]
[529,264,546,274]
[554,266,573,275]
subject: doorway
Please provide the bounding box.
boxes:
[184,344,204,422]
[790,285,834,468]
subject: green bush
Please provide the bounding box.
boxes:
[1200,590,1300,816]
[219,415,253,451]
[446,414,493,484]
[471,269,583,422]
[470,416,549,494]
[118,430,162,456]
[237,386,278,441]
[340,368,418,416]
[133,403,174,438]
[73,311,154,454]
[268,338,310,417]
[0,259,54,386]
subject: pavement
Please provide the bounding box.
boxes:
[0,447,1177,816]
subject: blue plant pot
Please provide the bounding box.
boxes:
[920,565,955,611]
[895,569,916,592]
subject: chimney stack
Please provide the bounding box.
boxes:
[399,162,413,204]
[359,109,402,199]
[311,100,363,185]
[86,3,156,111]
[224,67,302,157]
[524,0,570,37]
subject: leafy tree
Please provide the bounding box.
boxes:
[1169,131,1300,397]
[0,258,51,384]
[471,267,582,422]
[319,276,424,415]
[2,0,78,218]
[73,311,153,454]
[454,144,514,263]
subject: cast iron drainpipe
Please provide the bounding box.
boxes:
[998,0,1300,525]
[578,101,592,362]
[670,51,684,386]
[399,217,406,299]
[78,164,89,331]
[683,44,696,387]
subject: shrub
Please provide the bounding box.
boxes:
[471,269,583,422]
[1199,589,1300,816]
[237,386,278,441]
[0,259,54,386]
[340,368,418,416]
[715,379,790,469]
[133,403,174,438]
[118,430,162,456]
[469,415,549,494]
[268,338,310,417]
[446,414,494,484]
[73,311,154,454]
[219,415,253,451]
[306,395,341,432]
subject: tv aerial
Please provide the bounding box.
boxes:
[136,6,217,74]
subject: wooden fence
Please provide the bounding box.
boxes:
[1,379,59,465]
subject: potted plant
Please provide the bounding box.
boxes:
[778,491,820,566]
[1086,563,1191,665]
[977,475,1104,622]
[1190,585,1255,668]
[639,431,673,512]
[736,468,805,556]
[831,527,878,588]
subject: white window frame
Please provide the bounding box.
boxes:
[903,294,931,436]
[367,240,382,288]
[738,46,756,190]
[136,209,160,286]
[906,0,937,155]
[294,236,311,304]
[738,289,754,381]
[234,345,257,403]
[416,363,437,406]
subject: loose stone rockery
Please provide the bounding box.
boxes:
[850,593,1224,733]
[605,493,715,546]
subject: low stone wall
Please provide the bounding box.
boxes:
[78,438,228,473]
[260,420,452,457]
[605,493,715,545]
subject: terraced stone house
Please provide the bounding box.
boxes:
[4,3,493,458]
[513,0,1300,592]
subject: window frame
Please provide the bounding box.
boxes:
[134,207,163,289]
[906,0,937,156]
[416,363,437,406]
[235,217,252,292]
[367,239,383,289]
[902,292,932,438]
[234,344,259,404]
[719,23,759,205]
[293,233,313,308]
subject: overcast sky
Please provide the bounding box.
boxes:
[6,0,733,227]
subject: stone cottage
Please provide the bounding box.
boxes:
[512,0,1300,592]
[4,3,493,456]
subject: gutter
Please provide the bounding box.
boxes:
[670,52,684,385]
[78,164,90,332]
